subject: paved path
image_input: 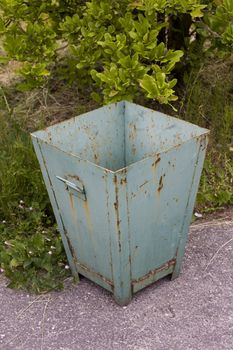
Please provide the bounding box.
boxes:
[0,215,233,350]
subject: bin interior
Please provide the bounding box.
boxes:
[35,101,207,172]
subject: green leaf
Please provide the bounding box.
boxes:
[191,5,206,18]
[118,56,131,68]
[90,92,102,103]
[0,56,10,64]
[10,258,21,269]
[139,75,159,98]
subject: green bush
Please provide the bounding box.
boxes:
[203,0,233,54]
[0,0,211,104]
[0,99,70,292]
[181,57,233,211]
[197,151,233,210]
[0,210,69,292]
[1,1,232,104]
[182,57,233,147]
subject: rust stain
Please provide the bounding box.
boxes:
[82,200,98,265]
[104,175,114,279]
[77,261,113,288]
[83,200,93,232]
[132,259,176,285]
[174,143,182,149]
[69,192,74,212]
[139,180,149,188]
[114,175,121,252]
[47,131,52,142]
[68,175,80,181]
[157,175,164,192]
[129,123,136,140]
[175,133,182,142]
[152,156,161,168]
[128,254,132,267]
[120,177,127,185]
[121,167,127,175]
[125,186,131,272]
[63,229,78,265]
[200,134,208,151]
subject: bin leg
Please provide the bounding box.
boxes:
[113,283,132,306]
[171,260,182,280]
[171,233,188,280]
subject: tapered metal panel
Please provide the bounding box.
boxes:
[32,101,209,305]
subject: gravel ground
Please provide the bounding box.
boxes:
[0,213,233,350]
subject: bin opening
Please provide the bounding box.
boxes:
[32,101,209,172]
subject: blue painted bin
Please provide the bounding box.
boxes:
[31,101,209,305]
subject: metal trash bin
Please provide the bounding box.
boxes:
[31,101,209,305]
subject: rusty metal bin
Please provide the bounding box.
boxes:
[31,101,209,305]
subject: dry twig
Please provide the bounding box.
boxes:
[204,236,233,272]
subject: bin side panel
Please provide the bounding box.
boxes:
[31,136,79,278]
[126,137,205,282]
[34,102,125,172]
[68,102,125,171]
[125,102,208,166]
[172,134,208,279]
[34,140,114,288]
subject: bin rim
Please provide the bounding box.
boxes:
[31,129,209,175]
[31,101,210,139]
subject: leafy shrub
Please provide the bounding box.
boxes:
[0,0,211,105]
[181,56,233,147]
[197,151,233,210]
[0,209,69,293]
[203,0,233,54]
[0,98,70,292]
[181,57,233,211]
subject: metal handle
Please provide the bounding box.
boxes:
[56,176,86,201]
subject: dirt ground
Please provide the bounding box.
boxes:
[0,210,233,350]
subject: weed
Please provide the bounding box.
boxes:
[0,86,71,292]
[197,151,233,212]
[0,209,69,293]
[181,57,233,146]
[181,57,233,211]
[0,79,96,292]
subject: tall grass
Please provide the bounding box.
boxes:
[180,58,233,211]
[0,89,70,292]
